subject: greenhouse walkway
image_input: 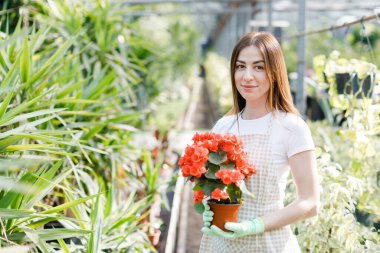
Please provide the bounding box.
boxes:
[164,75,219,253]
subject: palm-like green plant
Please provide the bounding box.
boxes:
[0,16,154,253]
[1,0,200,251]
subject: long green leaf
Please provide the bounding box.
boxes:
[58,239,70,253]
[18,149,80,157]
[0,158,44,171]
[0,177,38,194]
[4,154,60,161]
[0,89,55,125]
[105,194,150,233]
[0,135,23,149]
[4,144,54,152]
[63,189,89,230]
[59,111,105,116]
[20,36,30,83]
[23,228,50,253]
[0,54,20,89]
[23,162,66,209]
[0,108,66,127]
[41,193,100,215]
[49,98,103,104]
[25,228,91,241]
[0,27,26,50]
[0,115,56,139]
[27,38,72,87]
[87,193,103,253]
[0,90,14,119]
[0,51,9,71]
[57,79,87,99]
[0,208,34,219]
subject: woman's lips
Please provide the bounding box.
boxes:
[241,85,257,89]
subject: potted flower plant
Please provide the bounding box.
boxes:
[178,132,256,231]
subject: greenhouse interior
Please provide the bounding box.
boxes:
[0,0,379,252]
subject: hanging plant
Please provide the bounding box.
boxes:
[313,51,378,98]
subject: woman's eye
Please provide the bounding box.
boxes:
[236,65,245,69]
[254,66,264,70]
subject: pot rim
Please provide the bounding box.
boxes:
[207,201,241,206]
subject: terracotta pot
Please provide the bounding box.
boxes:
[148,229,161,246]
[208,202,241,232]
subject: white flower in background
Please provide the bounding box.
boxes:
[325,57,352,77]
[350,59,377,80]
[329,50,341,61]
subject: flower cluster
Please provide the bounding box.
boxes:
[178,132,256,211]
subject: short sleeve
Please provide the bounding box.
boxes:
[211,118,224,133]
[286,118,315,158]
[211,116,235,134]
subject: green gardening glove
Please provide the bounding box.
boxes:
[201,203,220,237]
[202,217,265,240]
[202,203,214,227]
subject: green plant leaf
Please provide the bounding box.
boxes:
[41,193,100,215]
[208,151,227,165]
[0,208,35,219]
[0,90,14,120]
[205,164,219,179]
[0,108,65,127]
[194,203,204,214]
[0,54,20,90]
[20,36,30,84]
[200,181,224,196]
[220,162,235,170]
[87,192,103,253]
[226,183,242,204]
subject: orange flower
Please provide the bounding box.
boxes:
[215,169,245,185]
[178,132,256,205]
[211,188,229,201]
[190,146,209,164]
[190,165,206,178]
[194,190,204,204]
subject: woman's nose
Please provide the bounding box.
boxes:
[243,68,254,81]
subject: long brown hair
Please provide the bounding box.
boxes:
[228,32,298,115]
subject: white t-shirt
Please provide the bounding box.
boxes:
[212,111,315,183]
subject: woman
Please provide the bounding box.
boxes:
[199,32,319,252]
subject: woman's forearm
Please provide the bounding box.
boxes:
[260,150,320,232]
[261,197,319,231]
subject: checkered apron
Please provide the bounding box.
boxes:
[199,115,301,253]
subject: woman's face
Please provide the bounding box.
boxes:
[234,45,270,105]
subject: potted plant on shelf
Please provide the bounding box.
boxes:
[313,51,378,98]
[324,51,354,95]
[350,59,377,98]
[178,132,256,231]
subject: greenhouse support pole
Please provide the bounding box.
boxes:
[296,0,306,116]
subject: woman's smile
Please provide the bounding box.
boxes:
[241,84,258,90]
